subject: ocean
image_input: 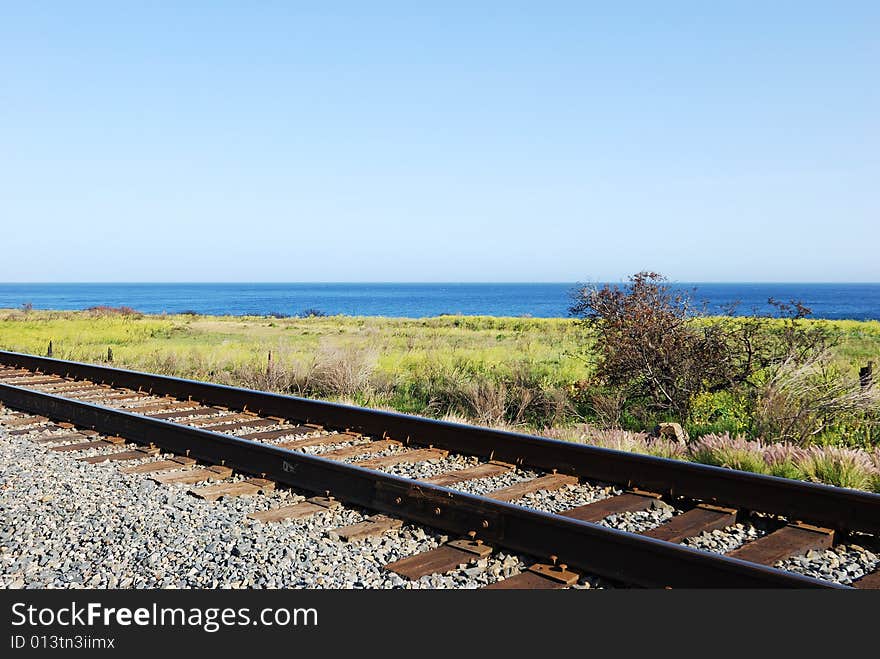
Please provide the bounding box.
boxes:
[0,283,878,320]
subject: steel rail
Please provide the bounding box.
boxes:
[0,381,842,588]
[2,350,879,536]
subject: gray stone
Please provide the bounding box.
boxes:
[652,422,688,444]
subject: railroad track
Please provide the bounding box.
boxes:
[1,350,879,589]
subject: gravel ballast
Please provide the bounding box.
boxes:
[681,518,773,554]
[0,422,548,589]
[775,544,880,584]
[2,411,877,589]
[511,483,614,514]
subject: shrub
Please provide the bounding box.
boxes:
[84,305,142,317]
[420,361,570,427]
[541,425,685,458]
[645,438,690,460]
[544,425,880,491]
[795,446,876,491]
[687,391,750,437]
[762,444,807,480]
[752,354,880,444]
[311,343,377,398]
[689,434,770,474]
[230,354,315,395]
[573,383,625,429]
[545,426,652,454]
[570,272,730,423]
[452,374,509,426]
[570,271,867,443]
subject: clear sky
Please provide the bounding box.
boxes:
[1,2,877,282]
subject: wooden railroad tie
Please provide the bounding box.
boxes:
[151,465,233,485]
[642,504,737,544]
[320,439,400,461]
[355,448,448,470]
[9,423,65,437]
[423,460,513,487]
[190,478,276,501]
[727,523,835,566]
[33,432,89,445]
[238,426,313,441]
[561,494,738,545]
[487,472,578,502]
[188,413,260,428]
[332,515,403,541]
[5,377,65,386]
[78,446,161,464]
[0,369,36,377]
[42,385,106,395]
[249,496,340,523]
[482,558,581,590]
[275,433,358,451]
[74,390,142,402]
[149,406,223,421]
[560,490,662,523]
[50,436,126,452]
[120,456,197,474]
[3,415,49,428]
[197,418,278,433]
[122,400,198,414]
[385,535,493,580]
[853,569,880,589]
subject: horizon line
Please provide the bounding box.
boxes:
[2,281,880,286]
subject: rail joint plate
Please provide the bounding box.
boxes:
[375,480,504,538]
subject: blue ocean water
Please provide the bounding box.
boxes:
[0,283,878,320]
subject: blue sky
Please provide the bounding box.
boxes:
[1,2,877,282]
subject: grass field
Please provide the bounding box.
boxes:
[2,308,879,491]
[0,310,593,424]
[2,309,879,419]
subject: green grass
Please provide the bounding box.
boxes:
[689,443,770,475]
[694,316,880,372]
[0,309,592,425]
[2,308,879,491]
[0,310,586,369]
[2,310,878,423]
[2,309,878,422]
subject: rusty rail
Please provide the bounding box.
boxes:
[0,379,841,588]
[1,350,878,536]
